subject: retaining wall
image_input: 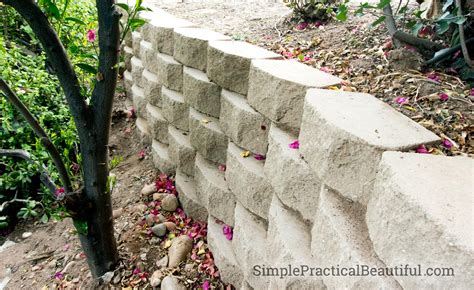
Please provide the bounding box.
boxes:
[122,8,474,289]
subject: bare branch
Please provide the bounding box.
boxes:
[456,0,474,68]
[0,79,72,193]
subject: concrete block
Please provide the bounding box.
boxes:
[232,202,269,289]
[299,89,441,205]
[132,31,142,56]
[264,124,321,224]
[168,126,196,177]
[311,186,402,289]
[131,56,144,87]
[183,67,222,118]
[195,154,236,226]
[139,40,155,72]
[131,84,147,119]
[266,195,326,289]
[147,17,195,55]
[151,140,176,175]
[174,28,231,71]
[189,108,228,164]
[207,216,243,288]
[123,45,133,71]
[161,87,189,131]
[124,30,132,47]
[152,53,183,92]
[175,171,208,222]
[146,104,168,144]
[366,152,474,289]
[142,69,162,107]
[123,70,133,99]
[135,117,150,146]
[248,59,342,134]
[220,89,270,155]
[225,142,273,220]
[207,40,281,95]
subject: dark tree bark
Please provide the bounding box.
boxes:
[1,0,120,277]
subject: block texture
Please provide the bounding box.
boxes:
[183,67,222,118]
[175,171,208,222]
[207,40,281,95]
[299,89,440,205]
[151,140,176,175]
[124,70,133,98]
[168,126,196,177]
[367,152,474,289]
[248,59,342,134]
[131,31,142,56]
[142,69,162,107]
[131,56,144,88]
[131,84,147,118]
[140,40,155,72]
[135,117,150,146]
[124,46,134,71]
[161,87,189,131]
[146,104,168,144]
[147,17,195,55]
[174,28,231,71]
[225,142,273,220]
[189,109,228,164]
[152,53,183,92]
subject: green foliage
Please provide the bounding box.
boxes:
[284,0,339,22]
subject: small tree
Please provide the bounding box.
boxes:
[0,0,147,278]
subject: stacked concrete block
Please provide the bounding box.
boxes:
[123,46,134,71]
[146,17,195,55]
[248,59,342,134]
[207,217,244,288]
[311,186,402,289]
[146,104,168,144]
[265,124,321,224]
[131,56,144,87]
[189,108,228,164]
[220,90,270,155]
[131,84,147,118]
[183,67,222,118]
[232,203,270,289]
[225,142,273,220]
[135,117,150,146]
[139,40,155,71]
[123,70,133,98]
[151,140,176,175]
[161,87,189,131]
[366,152,474,289]
[142,69,162,107]
[207,40,281,95]
[168,126,196,177]
[153,53,183,92]
[266,195,326,289]
[174,28,231,71]
[175,171,208,222]
[299,89,440,205]
[195,154,236,226]
[131,31,142,56]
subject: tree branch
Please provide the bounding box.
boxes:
[0,79,72,193]
[1,0,89,131]
[393,30,444,51]
[456,0,474,68]
[383,3,402,48]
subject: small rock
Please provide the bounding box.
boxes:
[113,273,121,284]
[151,224,167,237]
[141,183,157,195]
[168,235,193,268]
[100,271,114,284]
[72,277,80,284]
[156,255,168,268]
[146,214,156,226]
[163,222,176,231]
[31,265,41,271]
[161,195,178,212]
[47,259,57,269]
[112,208,123,219]
[157,214,166,223]
[150,237,162,244]
[153,193,167,201]
[22,232,32,239]
[140,253,147,261]
[133,204,147,212]
[161,275,186,290]
[150,270,162,287]
[418,81,439,97]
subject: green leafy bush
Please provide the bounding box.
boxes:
[284,0,340,22]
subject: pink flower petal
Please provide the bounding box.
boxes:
[218,164,226,172]
[296,22,308,30]
[394,96,408,105]
[222,225,233,241]
[439,93,449,101]
[86,29,96,42]
[289,140,299,149]
[470,88,474,96]
[416,145,430,154]
[254,154,265,160]
[202,280,210,290]
[442,139,453,149]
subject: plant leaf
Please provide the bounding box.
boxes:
[76,63,97,74]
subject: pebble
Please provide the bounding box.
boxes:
[163,222,176,231]
[72,277,80,284]
[112,208,123,219]
[140,253,147,261]
[133,203,147,213]
[156,255,168,268]
[31,265,41,271]
[150,270,162,287]
[161,275,186,290]
[161,195,178,212]
[152,193,167,201]
[157,214,166,223]
[22,232,32,239]
[100,271,114,284]
[168,235,193,267]
[113,273,121,284]
[47,259,57,269]
[151,224,167,237]
[146,214,156,226]
[141,183,157,195]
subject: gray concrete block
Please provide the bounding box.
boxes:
[248,59,342,135]
[132,84,147,119]
[225,142,273,220]
[174,28,231,71]
[183,67,222,118]
[264,124,321,224]
[220,89,270,155]
[299,89,441,205]
[168,125,196,177]
[189,108,228,164]
[366,152,474,289]
[142,69,162,107]
[131,56,144,88]
[147,16,195,55]
[207,40,281,95]
[175,171,208,222]
[139,40,155,72]
[123,70,133,99]
[151,139,176,175]
[161,86,189,131]
[132,31,142,56]
[146,104,168,144]
[135,117,151,146]
[152,53,183,92]
[195,154,236,226]
[123,45,133,71]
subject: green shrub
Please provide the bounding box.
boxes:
[285,0,340,23]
